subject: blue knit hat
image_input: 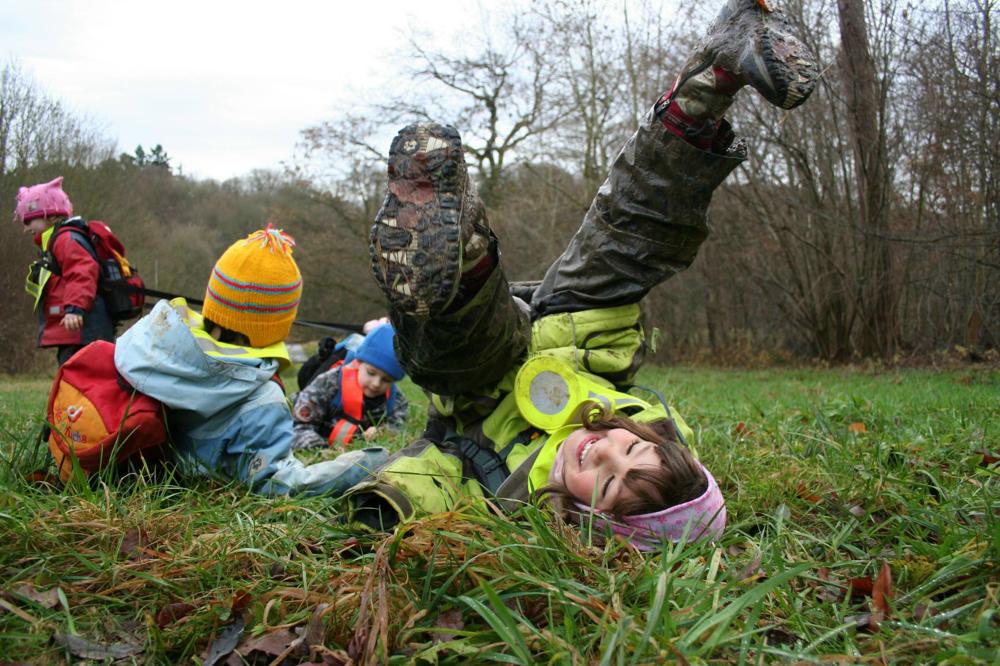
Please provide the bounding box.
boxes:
[354,324,404,381]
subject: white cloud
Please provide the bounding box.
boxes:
[2,0,488,180]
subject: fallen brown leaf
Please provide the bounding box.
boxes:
[230,590,252,614]
[795,482,822,504]
[849,576,874,598]
[815,585,843,604]
[119,528,149,559]
[299,603,330,656]
[809,567,841,602]
[912,603,938,621]
[11,583,60,609]
[236,627,298,659]
[869,562,893,631]
[155,602,196,629]
[848,422,867,434]
[433,608,464,644]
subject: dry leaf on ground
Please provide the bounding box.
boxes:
[11,583,60,609]
[869,562,893,630]
[155,602,196,628]
[53,633,143,660]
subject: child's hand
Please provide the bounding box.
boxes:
[61,313,83,331]
[363,426,379,441]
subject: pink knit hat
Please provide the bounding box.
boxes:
[575,462,726,550]
[13,176,73,224]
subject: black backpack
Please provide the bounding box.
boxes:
[296,336,352,391]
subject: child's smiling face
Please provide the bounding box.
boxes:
[556,426,663,512]
[357,361,394,398]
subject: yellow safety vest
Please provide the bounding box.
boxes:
[171,298,292,370]
[24,226,56,310]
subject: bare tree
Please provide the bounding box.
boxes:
[298,113,389,222]
[895,0,999,351]
[400,18,559,204]
[0,59,114,177]
[836,0,899,358]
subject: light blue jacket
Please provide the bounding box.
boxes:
[114,300,387,496]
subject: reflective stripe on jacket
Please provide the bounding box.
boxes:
[173,298,292,369]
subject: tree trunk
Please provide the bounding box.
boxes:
[837,0,898,358]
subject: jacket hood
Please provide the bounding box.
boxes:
[115,300,280,418]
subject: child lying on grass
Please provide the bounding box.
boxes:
[114,226,387,495]
[339,0,818,548]
[292,323,409,450]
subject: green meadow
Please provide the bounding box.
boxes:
[0,365,997,664]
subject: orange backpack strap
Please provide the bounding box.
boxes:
[327,362,364,447]
[270,372,285,393]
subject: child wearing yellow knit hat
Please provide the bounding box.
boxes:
[113,225,388,496]
[202,225,303,347]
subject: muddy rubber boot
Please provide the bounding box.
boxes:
[370,123,491,317]
[655,0,818,148]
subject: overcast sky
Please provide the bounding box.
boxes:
[1,0,496,181]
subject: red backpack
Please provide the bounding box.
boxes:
[47,341,167,481]
[52,219,146,321]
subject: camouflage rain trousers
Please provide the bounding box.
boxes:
[392,109,746,397]
[344,109,747,529]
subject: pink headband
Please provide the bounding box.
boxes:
[575,462,726,550]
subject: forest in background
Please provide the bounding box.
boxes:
[1,0,996,375]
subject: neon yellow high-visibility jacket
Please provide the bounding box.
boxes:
[343,303,692,525]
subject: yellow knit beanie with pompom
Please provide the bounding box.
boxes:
[202,224,303,347]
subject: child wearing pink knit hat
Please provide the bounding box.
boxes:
[14,177,114,364]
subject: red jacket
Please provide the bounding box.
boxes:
[34,225,110,347]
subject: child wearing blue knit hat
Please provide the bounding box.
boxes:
[354,324,405,383]
[292,323,409,450]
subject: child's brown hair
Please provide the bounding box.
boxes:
[540,405,707,519]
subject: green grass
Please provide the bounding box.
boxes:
[0,365,997,664]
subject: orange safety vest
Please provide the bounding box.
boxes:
[327,361,390,447]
